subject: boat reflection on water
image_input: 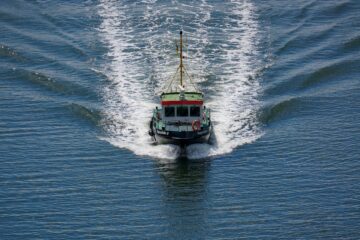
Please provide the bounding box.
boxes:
[156,158,211,238]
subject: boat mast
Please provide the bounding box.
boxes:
[180,31,183,87]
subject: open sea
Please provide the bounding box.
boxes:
[1,0,360,239]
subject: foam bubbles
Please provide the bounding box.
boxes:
[97,0,263,159]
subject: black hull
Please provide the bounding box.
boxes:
[150,127,211,146]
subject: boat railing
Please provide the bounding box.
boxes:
[153,107,210,132]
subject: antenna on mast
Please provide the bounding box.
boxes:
[179,31,183,87]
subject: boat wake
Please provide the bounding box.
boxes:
[97,0,263,159]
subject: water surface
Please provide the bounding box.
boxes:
[1,0,359,239]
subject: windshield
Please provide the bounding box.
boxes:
[176,106,188,117]
[190,106,200,117]
[164,107,175,117]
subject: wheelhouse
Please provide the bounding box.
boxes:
[163,105,202,117]
[160,92,205,121]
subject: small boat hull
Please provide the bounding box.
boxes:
[150,126,211,146]
[148,31,213,147]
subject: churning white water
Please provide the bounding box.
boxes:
[97,0,263,159]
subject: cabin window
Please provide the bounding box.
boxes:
[176,106,188,117]
[164,107,175,117]
[190,106,200,117]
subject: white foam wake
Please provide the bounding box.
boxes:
[97,0,263,159]
[187,0,263,159]
[97,0,181,160]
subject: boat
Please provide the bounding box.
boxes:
[149,31,212,146]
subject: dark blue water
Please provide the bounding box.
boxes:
[1,0,360,239]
